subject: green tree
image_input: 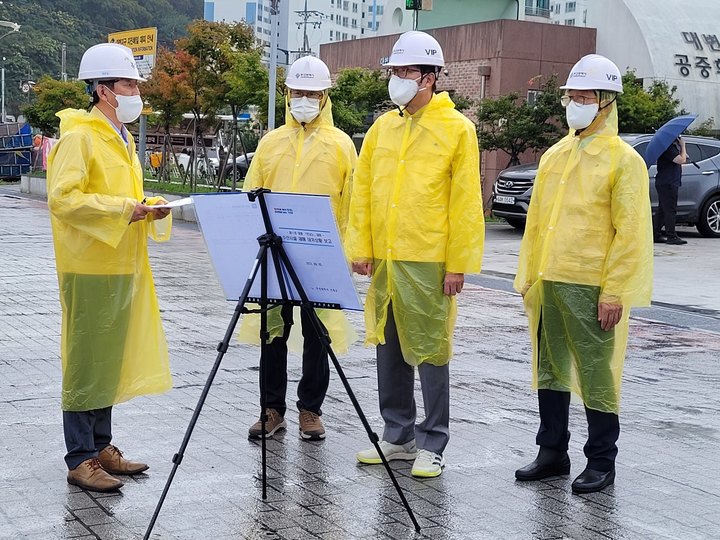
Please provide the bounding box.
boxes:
[142,48,195,181]
[330,68,389,136]
[476,75,565,167]
[0,0,200,116]
[174,19,257,188]
[616,71,685,133]
[22,76,87,136]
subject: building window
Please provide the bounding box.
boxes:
[330,13,334,21]
[343,1,349,9]
[352,18,357,28]
[566,1,576,12]
[343,32,348,40]
[565,18,575,25]
[342,16,348,27]
[555,3,561,13]
[330,30,333,38]
[351,35,357,40]
[377,5,384,15]
[352,3,358,13]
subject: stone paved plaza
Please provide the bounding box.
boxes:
[1,188,719,539]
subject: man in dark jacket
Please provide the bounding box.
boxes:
[653,137,688,245]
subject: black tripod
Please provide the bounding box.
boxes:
[144,189,420,538]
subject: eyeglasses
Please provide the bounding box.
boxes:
[560,94,598,107]
[389,66,422,79]
[289,89,324,100]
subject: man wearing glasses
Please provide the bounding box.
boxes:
[348,31,485,478]
[240,55,357,442]
[514,54,653,493]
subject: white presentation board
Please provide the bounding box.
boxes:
[191,192,363,311]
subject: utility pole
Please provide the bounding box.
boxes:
[61,43,67,81]
[267,0,280,131]
[294,0,323,55]
[1,59,5,123]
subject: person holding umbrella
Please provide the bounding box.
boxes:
[653,137,688,244]
[643,114,697,244]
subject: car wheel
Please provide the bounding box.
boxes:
[505,217,526,231]
[696,194,720,238]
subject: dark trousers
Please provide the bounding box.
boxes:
[536,389,619,472]
[261,304,329,417]
[654,183,679,237]
[63,406,113,470]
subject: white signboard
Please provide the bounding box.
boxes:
[192,192,363,311]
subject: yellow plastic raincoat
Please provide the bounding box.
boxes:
[347,92,485,366]
[47,107,172,412]
[238,96,358,352]
[514,102,653,413]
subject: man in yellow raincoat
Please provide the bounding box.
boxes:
[47,43,172,492]
[513,55,653,494]
[240,56,357,441]
[348,32,485,478]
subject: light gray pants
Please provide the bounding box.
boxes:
[377,305,450,455]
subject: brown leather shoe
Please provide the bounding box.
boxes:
[299,409,325,440]
[67,458,124,492]
[98,444,149,475]
[248,408,287,440]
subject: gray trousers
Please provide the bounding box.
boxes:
[376,305,450,455]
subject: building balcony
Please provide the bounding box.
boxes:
[525,6,551,18]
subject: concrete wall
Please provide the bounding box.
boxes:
[588,0,720,129]
[320,19,596,198]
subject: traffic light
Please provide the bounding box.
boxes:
[405,0,432,9]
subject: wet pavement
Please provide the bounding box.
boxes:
[1,185,720,539]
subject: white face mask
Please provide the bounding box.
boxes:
[388,74,421,107]
[290,97,321,124]
[565,100,599,131]
[103,85,143,124]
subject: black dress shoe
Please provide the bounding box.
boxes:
[653,235,666,243]
[515,448,571,481]
[665,235,687,245]
[571,467,615,493]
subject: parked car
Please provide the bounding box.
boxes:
[216,151,254,183]
[491,134,720,237]
[175,147,221,180]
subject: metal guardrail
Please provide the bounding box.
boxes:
[525,6,551,17]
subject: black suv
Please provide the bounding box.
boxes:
[491,134,720,237]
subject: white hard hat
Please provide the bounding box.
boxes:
[286,56,332,91]
[383,31,444,68]
[78,43,145,82]
[561,54,623,94]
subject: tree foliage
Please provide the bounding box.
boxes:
[476,75,565,167]
[0,0,200,116]
[22,77,87,136]
[329,68,390,136]
[616,71,685,133]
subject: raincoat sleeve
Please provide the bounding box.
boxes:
[144,195,172,243]
[446,123,484,274]
[336,138,357,241]
[243,139,266,191]
[514,155,548,294]
[47,131,137,250]
[599,151,653,307]
[347,122,378,262]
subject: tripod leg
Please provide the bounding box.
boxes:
[144,243,268,540]
[301,307,421,532]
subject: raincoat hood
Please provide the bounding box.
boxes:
[57,107,128,143]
